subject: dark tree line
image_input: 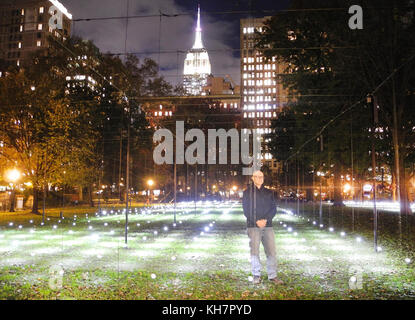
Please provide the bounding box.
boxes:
[257,0,415,213]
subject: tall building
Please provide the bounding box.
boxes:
[183,5,211,95]
[240,17,290,176]
[0,0,72,69]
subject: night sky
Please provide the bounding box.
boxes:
[59,0,291,87]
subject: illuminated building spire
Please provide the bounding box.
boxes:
[192,4,204,49]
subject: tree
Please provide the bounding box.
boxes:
[258,0,415,211]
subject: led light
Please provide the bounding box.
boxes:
[319,224,324,228]
[163,226,168,232]
[312,221,316,225]
[137,223,141,227]
[340,232,346,237]
[9,222,13,227]
[53,225,57,229]
[356,237,362,242]
[18,225,22,229]
[104,223,108,226]
[204,226,209,232]
[73,223,76,226]
[287,227,292,232]
[329,227,334,232]
[88,226,93,230]
[154,231,158,235]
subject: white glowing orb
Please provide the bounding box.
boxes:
[248,276,253,282]
[104,223,108,226]
[377,246,382,252]
[163,227,168,232]
[151,273,156,279]
[405,258,411,264]
[287,227,293,232]
[319,224,324,228]
[53,225,57,229]
[171,256,176,261]
[154,231,158,235]
[9,222,13,226]
[329,227,334,232]
[340,232,346,237]
[204,226,209,232]
[143,236,147,241]
[356,237,362,242]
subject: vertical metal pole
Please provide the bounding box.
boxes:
[124,0,130,245]
[174,161,177,223]
[125,108,130,244]
[319,135,323,224]
[368,95,378,252]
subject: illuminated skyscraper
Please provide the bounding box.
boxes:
[183,5,211,95]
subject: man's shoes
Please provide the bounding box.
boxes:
[269,277,284,285]
[252,276,261,284]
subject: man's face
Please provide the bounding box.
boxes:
[252,171,264,188]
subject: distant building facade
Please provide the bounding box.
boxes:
[0,0,71,70]
[240,17,290,177]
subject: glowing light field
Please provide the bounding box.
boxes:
[0,201,414,300]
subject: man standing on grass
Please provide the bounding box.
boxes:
[242,170,283,285]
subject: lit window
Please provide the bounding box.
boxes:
[37,40,41,47]
[21,9,25,15]
[38,24,42,30]
[39,7,44,14]
[18,42,22,48]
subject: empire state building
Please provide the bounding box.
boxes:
[183,5,211,95]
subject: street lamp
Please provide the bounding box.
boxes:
[6,169,21,212]
[147,179,154,205]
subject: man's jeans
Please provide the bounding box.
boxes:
[247,227,277,279]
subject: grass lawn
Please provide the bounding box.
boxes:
[0,201,414,300]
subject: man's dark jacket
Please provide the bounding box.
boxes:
[242,183,277,228]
